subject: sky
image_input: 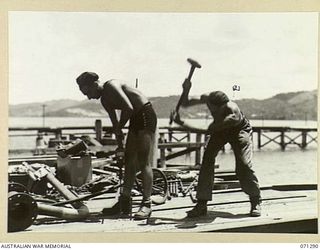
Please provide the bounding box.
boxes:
[8,12,318,105]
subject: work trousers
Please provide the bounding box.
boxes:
[196,128,261,201]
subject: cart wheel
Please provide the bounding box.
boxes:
[8,182,28,193]
[135,168,168,205]
[8,191,38,232]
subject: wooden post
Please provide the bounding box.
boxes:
[301,131,307,149]
[95,119,102,141]
[168,129,173,142]
[185,131,191,158]
[280,130,286,150]
[195,133,202,165]
[257,129,262,149]
[159,132,166,168]
[55,129,62,140]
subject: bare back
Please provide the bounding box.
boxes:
[211,102,242,124]
[100,79,149,113]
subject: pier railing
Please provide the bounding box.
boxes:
[252,126,317,150]
[9,121,317,168]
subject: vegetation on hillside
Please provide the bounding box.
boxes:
[9,90,318,120]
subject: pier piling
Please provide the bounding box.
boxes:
[95,119,103,141]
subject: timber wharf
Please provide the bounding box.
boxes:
[9,120,318,167]
[28,188,317,233]
[7,120,318,234]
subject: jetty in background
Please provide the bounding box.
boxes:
[9,119,318,165]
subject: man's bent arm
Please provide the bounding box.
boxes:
[174,118,208,134]
[118,109,133,130]
[181,122,208,134]
[181,94,207,107]
[104,106,124,147]
[105,83,134,129]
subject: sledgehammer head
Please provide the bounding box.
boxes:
[187,58,202,69]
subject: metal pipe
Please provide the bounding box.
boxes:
[24,163,89,217]
[45,171,84,209]
[37,203,89,220]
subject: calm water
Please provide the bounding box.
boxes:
[9,117,318,186]
[9,116,318,129]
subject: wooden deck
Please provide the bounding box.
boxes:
[8,122,318,234]
[8,151,318,234]
[23,187,317,234]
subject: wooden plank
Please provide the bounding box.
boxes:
[158,142,204,149]
[27,189,317,233]
[164,148,197,161]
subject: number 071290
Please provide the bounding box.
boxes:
[300,244,319,248]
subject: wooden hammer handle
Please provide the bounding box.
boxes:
[187,65,196,81]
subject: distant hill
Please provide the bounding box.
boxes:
[9,90,318,120]
[9,99,81,117]
[235,90,318,120]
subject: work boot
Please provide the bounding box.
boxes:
[186,203,208,218]
[134,199,152,220]
[102,195,132,216]
[250,196,261,217]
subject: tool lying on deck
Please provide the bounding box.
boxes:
[7,157,169,232]
[24,162,90,219]
[7,162,90,232]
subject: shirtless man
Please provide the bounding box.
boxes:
[76,72,157,220]
[172,79,261,217]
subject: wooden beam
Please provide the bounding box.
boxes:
[165,148,198,161]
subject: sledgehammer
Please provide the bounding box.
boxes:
[169,58,202,125]
[185,58,202,84]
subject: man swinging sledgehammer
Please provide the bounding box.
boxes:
[171,70,262,218]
